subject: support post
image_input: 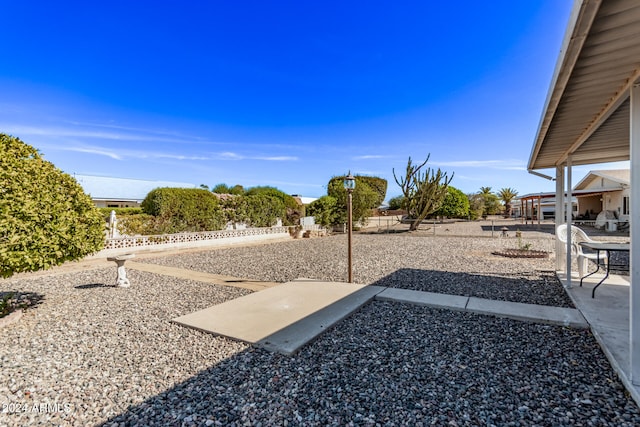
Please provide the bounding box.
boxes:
[630,82,640,384]
[537,196,542,226]
[556,165,565,271]
[566,156,573,288]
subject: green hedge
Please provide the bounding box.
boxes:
[244,186,303,225]
[0,134,105,277]
[98,207,143,221]
[141,187,225,233]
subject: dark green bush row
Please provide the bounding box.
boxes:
[141,188,225,233]
[244,186,304,225]
[221,194,286,227]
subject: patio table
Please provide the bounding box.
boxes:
[579,242,630,298]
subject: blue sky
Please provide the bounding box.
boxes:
[1,1,628,199]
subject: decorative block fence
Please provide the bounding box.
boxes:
[99,226,294,257]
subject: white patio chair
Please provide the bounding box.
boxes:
[556,224,607,277]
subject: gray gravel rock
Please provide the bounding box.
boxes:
[146,234,572,307]
[1,233,637,426]
[104,302,640,426]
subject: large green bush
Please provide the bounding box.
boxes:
[355,176,387,207]
[240,195,286,227]
[327,175,384,225]
[245,186,303,225]
[433,186,470,218]
[0,134,105,277]
[306,195,340,227]
[141,187,225,233]
[219,194,288,227]
[388,195,406,211]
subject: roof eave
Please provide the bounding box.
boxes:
[527,0,602,171]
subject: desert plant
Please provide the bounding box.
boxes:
[0,134,105,278]
[393,155,453,231]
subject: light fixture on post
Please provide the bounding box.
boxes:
[343,171,356,283]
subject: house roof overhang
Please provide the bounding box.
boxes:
[528,0,640,171]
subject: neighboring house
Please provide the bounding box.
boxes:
[573,169,630,222]
[73,174,197,208]
[513,193,578,220]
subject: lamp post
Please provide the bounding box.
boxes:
[343,172,356,283]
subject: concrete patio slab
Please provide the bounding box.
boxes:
[466,297,588,328]
[376,288,468,310]
[560,271,640,406]
[256,284,385,355]
[172,279,385,354]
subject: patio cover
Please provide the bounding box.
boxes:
[527,0,640,385]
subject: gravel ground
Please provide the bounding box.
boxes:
[0,269,251,426]
[145,233,573,307]
[1,231,638,426]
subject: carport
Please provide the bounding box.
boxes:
[527,0,640,385]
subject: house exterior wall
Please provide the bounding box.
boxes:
[575,173,629,221]
[93,200,141,208]
[577,196,601,218]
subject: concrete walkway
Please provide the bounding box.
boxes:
[559,271,640,407]
[172,275,587,355]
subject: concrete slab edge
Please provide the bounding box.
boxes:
[375,288,468,311]
[589,327,640,409]
[255,286,386,355]
[376,289,588,329]
[557,270,640,408]
[465,297,588,329]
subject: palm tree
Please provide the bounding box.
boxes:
[479,186,493,196]
[498,187,518,217]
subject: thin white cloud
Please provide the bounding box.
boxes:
[214,152,298,161]
[48,145,123,160]
[352,154,390,160]
[255,156,299,161]
[151,153,211,161]
[432,159,526,170]
[216,152,244,160]
[0,124,219,146]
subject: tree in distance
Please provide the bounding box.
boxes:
[393,155,453,231]
[433,186,470,219]
[0,134,105,278]
[477,186,502,217]
[498,187,518,217]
